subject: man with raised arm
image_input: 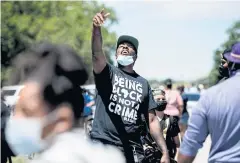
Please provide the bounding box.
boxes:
[90,9,169,163]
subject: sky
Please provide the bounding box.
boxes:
[100,0,240,81]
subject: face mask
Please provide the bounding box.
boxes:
[218,65,229,78]
[117,55,134,66]
[5,113,57,155]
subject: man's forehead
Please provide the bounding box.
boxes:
[118,42,134,47]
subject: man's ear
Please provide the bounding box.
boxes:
[133,54,137,64]
[54,105,74,134]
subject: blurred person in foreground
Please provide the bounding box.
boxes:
[164,79,183,124]
[4,43,125,163]
[153,88,180,161]
[177,86,188,140]
[91,9,169,163]
[178,42,240,163]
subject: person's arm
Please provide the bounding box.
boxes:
[92,9,110,74]
[174,135,180,160]
[147,85,169,163]
[176,92,183,116]
[177,95,209,163]
[149,111,169,158]
[85,95,95,107]
[86,101,95,107]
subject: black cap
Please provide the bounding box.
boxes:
[117,35,139,54]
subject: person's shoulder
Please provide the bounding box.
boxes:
[171,90,180,96]
[107,63,118,71]
[133,73,148,83]
[206,75,239,95]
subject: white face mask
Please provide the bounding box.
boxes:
[117,55,134,66]
[5,114,57,155]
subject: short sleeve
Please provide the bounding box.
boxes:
[94,63,114,90]
[147,84,158,111]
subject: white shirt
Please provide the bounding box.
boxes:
[30,129,125,163]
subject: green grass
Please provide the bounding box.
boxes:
[8,156,27,163]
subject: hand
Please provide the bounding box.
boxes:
[160,153,170,163]
[93,9,110,27]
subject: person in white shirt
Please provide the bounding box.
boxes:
[5,43,125,163]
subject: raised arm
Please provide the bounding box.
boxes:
[92,9,110,74]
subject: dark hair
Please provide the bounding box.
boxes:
[164,78,172,89]
[177,85,184,92]
[8,42,88,121]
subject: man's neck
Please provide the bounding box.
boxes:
[118,64,134,73]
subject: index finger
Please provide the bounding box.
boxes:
[104,13,110,18]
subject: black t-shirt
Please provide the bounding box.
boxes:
[91,64,157,146]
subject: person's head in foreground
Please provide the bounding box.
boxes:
[5,42,89,155]
[115,35,139,69]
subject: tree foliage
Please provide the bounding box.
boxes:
[208,20,240,86]
[1,1,118,85]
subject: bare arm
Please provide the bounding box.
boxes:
[174,135,180,148]
[148,110,169,162]
[92,26,106,74]
[177,92,183,116]
[86,101,95,107]
[91,10,110,74]
[178,155,195,163]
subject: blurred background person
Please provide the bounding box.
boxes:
[82,88,95,135]
[154,88,180,161]
[197,84,206,95]
[163,79,183,123]
[178,42,240,163]
[177,85,188,140]
[4,42,125,163]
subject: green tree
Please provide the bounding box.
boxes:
[208,20,240,86]
[1,1,118,85]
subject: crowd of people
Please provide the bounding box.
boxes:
[1,9,240,163]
